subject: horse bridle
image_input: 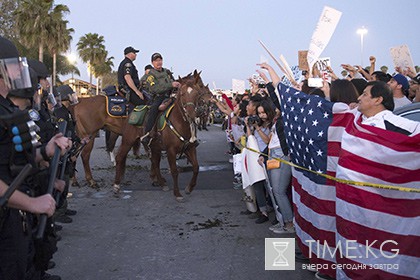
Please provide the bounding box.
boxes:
[178,84,203,123]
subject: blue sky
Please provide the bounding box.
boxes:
[57,0,420,89]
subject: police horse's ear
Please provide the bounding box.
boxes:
[193,69,202,77]
[178,75,182,82]
[195,73,201,84]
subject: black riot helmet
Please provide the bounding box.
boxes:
[8,68,39,99]
[57,84,78,104]
[0,36,32,91]
[27,59,50,80]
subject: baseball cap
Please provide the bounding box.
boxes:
[392,74,409,90]
[151,53,163,61]
[124,46,139,55]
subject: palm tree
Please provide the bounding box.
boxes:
[91,53,114,94]
[46,15,74,86]
[14,0,70,62]
[77,33,106,89]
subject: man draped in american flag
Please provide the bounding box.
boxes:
[260,63,420,280]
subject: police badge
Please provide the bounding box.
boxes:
[28,109,40,121]
[124,63,132,74]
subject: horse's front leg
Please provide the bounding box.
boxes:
[81,138,98,188]
[167,148,183,201]
[149,147,168,191]
[113,130,137,194]
[184,147,199,194]
[189,122,197,143]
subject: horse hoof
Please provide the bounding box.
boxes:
[176,196,184,202]
[72,182,81,188]
[88,183,99,190]
[112,184,120,196]
[152,182,160,187]
[185,188,191,195]
[162,186,170,192]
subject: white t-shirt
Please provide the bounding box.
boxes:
[393,96,412,110]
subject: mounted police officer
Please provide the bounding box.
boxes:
[0,36,70,280]
[140,53,180,146]
[117,46,145,106]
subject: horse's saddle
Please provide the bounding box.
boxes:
[128,105,149,126]
[128,99,175,127]
[106,95,127,117]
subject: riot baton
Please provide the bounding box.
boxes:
[0,164,33,207]
[35,121,67,239]
[55,130,72,205]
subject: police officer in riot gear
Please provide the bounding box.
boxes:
[117,46,145,106]
[53,85,80,221]
[27,59,57,144]
[140,53,180,146]
[0,35,71,280]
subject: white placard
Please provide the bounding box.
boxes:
[281,66,303,87]
[232,79,245,93]
[307,6,342,71]
[390,45,415,71]
[242,135,265,186]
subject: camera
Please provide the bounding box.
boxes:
[247,115,260,125]
[258,83,266,88]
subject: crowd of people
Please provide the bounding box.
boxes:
[213,57,419,279]
[2,26,419,278]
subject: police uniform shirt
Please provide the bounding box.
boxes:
[35,102,56,144]
[118,57,139,91]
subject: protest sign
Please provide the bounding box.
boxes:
[307,6,342,72]
[390,45,415,71]
[298,50,309,71]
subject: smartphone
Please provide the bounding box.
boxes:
[308,78,323,88]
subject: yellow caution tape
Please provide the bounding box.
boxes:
[243,146,420,193]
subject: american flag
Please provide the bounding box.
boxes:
[277,83,420,279]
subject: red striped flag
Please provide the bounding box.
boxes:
[277,83,420,279]
[335,115,420,279]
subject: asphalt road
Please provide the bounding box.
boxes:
[52,124,314,280]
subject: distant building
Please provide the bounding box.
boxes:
[62,78,97,97]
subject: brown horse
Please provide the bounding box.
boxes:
[113,71,212,201]
[70,95,140,187]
